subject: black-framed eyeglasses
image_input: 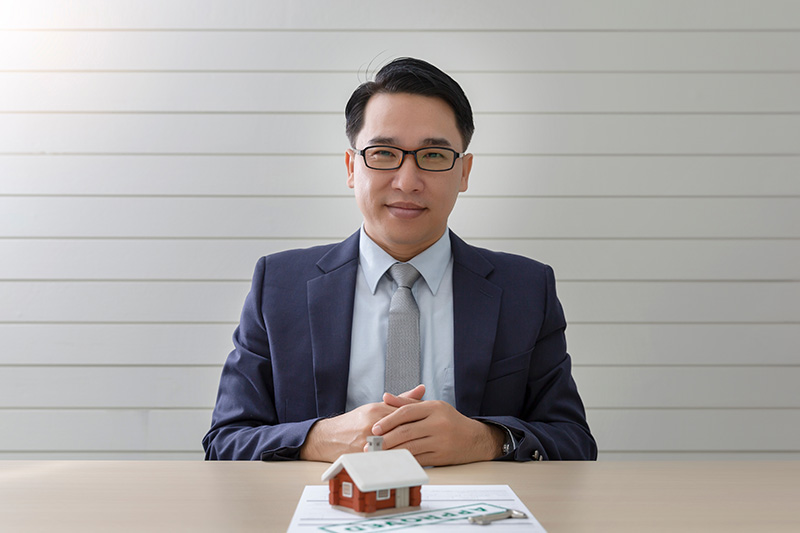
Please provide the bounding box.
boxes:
[354,145,465,172]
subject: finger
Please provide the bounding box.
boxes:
[382,391,421,408]
[398,384,426,400]
[385,431,464,467]
[355,401,397,426]
[384,433,438,460]
[411,451,437,467]
[383,384,425,408]
[372,402,430,436]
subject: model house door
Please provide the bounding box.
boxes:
[396,487,409,507]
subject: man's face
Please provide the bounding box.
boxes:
[346,92,473,261]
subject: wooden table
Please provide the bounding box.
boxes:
[1,461,798,531]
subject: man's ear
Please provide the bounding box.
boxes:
[345,149,356,189]
[459,153,473,193]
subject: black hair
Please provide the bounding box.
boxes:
[344,57,474,150]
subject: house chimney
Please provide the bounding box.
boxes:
[366,436,383,452]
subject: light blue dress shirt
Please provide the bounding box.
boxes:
[345,228,456,412]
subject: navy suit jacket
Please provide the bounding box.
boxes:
[203,230,597,461]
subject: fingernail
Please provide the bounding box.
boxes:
[372,424,382,435]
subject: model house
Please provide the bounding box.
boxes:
[321,440,429,515]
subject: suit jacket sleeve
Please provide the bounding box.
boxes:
[473,264,597,461]
[202,256,319,461]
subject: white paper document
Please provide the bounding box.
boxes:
[287,484,546,532]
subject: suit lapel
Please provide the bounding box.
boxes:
[450,233,502,416]
[307,231,360,416]
[306,230,502,417]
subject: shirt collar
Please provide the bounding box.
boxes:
[358,227,452,296]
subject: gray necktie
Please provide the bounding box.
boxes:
[385,262,422,395]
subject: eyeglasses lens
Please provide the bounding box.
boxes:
[363,147,456,171]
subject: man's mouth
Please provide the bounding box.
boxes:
[386,202,426,218]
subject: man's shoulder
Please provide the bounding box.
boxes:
[453,235,553,279]
[456,242,559,309]
[253,232,360,281]
[473,245,548,269]
[263,241,339,264]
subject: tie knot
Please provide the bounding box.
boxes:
[389,262,421,289]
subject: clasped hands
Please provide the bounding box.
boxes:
[300,384,504,466]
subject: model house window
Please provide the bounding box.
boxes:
[342,482,353,498]
[376,489,391,500]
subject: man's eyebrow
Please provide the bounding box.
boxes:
[419,137,453,148]
[366,136,397,146]
[365,137,454,148]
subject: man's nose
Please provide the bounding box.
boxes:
[393,154,424,191]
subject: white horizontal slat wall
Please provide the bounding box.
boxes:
[1,0,798,460]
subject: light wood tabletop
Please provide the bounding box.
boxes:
[1,460,798,532]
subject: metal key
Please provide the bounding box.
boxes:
[468,508,527,525]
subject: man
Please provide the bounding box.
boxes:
[203,57,596,464]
